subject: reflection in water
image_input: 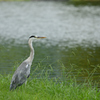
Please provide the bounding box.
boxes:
[0,43,100,87]
[0,2,100,87]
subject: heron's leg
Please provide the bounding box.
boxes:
[25,80,27,86]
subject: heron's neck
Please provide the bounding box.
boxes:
[28,40,34,63]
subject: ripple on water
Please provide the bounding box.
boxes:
[0,2,100,48]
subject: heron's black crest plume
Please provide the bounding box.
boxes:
[29,36,35,38]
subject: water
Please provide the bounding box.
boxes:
[0,2,100,87]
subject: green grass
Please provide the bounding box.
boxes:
[68,0,100,6]
[0,64,100,100]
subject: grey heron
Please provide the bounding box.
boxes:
[10,35,46,90]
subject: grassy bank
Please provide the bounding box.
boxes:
[0,65,100,100]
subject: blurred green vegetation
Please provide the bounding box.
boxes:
[0,0,100,2]
[69,0,100,6]
[0,65,100,100]
[0,0,99,7]
[0,0,100,6]
[71,0,99,2]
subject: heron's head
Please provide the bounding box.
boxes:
[29,35,46,41]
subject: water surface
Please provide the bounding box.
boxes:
[0,1,100,87]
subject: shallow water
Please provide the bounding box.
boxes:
[0,2,100,87]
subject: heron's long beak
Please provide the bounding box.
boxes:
[36,37,46,39]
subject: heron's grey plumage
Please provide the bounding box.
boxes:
[10,36,46,90]
[10,62,30,90]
